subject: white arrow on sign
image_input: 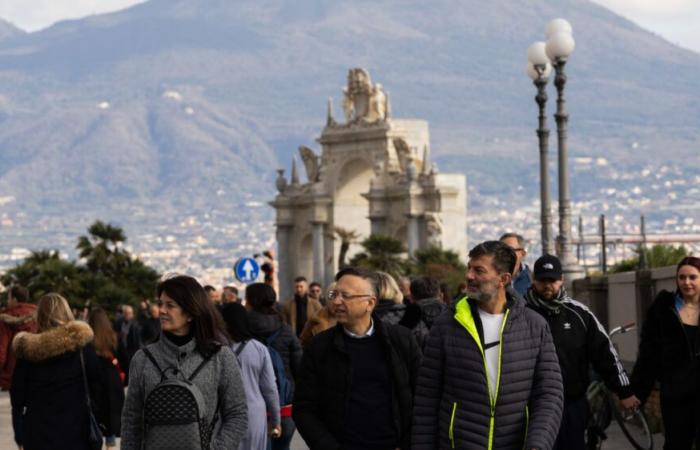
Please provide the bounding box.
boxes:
[242,259,254,280]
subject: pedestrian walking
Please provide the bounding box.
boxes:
[373,271,406,325]
[247,283,301,450]
[412,241,563,449]
[299,282,338,348]
[525,254,634,450]
[294,267,421,450]
[0,285,36,391]
[222,302,281,449]
[629,256,700,449]
[282,276,323,337]
[88,307,126,449]
[399,276,445,350]
[121,275,248,450]
[10,293,101,450]
[113,304,141,375]
[500,232,533,297]
[139,302,161,345]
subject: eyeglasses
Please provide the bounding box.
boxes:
[327,290,373,302]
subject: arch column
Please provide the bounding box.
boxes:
[312,221,325,284]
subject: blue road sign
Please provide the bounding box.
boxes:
[234,257,260,283]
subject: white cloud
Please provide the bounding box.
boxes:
[593,0,696,17]
[593,0,700,52]
[0,0,145,31]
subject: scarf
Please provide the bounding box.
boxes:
[525,285,570,315]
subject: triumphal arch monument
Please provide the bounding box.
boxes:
[270,68,467,300]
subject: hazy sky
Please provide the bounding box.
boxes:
[0,0,699,53]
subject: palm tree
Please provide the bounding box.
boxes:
[77,220,129,275]
[349,234,408,278]
[334,226,361,269]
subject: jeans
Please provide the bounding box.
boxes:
[268,416,295,450]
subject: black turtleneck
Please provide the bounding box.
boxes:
[163,330,194,347]
[295,294,308,337]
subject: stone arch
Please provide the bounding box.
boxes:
[297,233,313,281]
[331,157,374,264]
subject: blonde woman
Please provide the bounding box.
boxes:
[373,271,406,325]
[10,293,100,450]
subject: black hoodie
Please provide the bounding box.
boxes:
[247,310,302,389]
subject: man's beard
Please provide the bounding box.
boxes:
[468,278,499,303]
[535,288,558,301]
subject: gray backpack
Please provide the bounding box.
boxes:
[142,347,217,450]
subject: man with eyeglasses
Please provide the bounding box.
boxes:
[293,267,421,450]
[500,232,532,297]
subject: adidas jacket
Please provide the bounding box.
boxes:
[526,292,632,400]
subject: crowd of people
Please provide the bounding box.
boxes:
[0,233,699,450]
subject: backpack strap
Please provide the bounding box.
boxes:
[234,340,249,358]
[142,347,166,381]
[188,348,219,382]
[266,328,283,346]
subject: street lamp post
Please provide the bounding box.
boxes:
[527,42,554,255]
[545,18,585,281]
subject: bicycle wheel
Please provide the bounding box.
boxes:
[610,396,653,450]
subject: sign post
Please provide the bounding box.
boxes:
[234,257,261,283]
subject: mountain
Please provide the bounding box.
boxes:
[0,19,24,42]
[0,0,698,263]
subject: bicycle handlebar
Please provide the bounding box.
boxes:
[609,322,636,337]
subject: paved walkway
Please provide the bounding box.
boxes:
[1,390,661,449]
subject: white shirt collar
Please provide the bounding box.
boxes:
[342,319,375,339]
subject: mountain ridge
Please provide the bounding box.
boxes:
[0,0,697,234]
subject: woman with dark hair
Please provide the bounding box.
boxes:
[222,302,281,449]
[88,308,126,449]
[11,293,100,450]
[121,274,248,450]
[629,256,700,449]
[246,283,302,450]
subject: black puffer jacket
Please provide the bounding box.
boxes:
[412,295,563,450]
[631,290,700,404]
[248,310,302,392]
[400,298,446,350]
[374,300,406,325]
[293,321,421,450]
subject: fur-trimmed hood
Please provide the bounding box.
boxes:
[12,320,93,362]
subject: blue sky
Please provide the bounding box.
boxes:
[0,0,699,53]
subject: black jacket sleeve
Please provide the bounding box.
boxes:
[292,338,341,450]
[631,302,661,403]
[10,357,27,446]
[585,309,632,398]
[288,328,302,381]
[525,323,564,450]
